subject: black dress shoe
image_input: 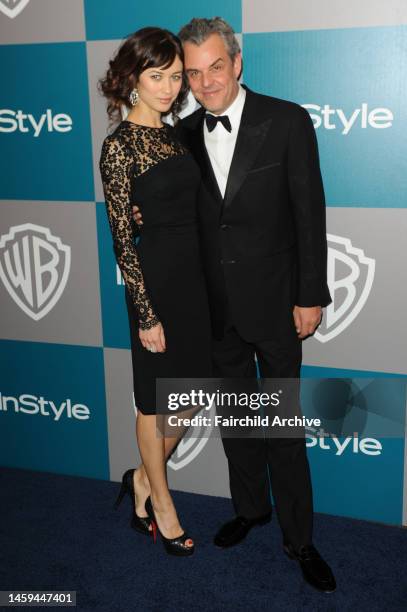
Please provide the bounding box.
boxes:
[214,513,271,548]
[283,542,336,593]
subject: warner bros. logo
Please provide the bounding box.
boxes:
[0,0,30,19]
[314,234,375,343]
[0,223,71,321]
[167,420,213,471]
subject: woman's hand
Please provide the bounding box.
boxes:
[139,322,166,353]
[132,204,143,226]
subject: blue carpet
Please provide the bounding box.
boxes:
[1,467,406,611]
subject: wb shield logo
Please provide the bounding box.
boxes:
[0,223,71,321]
[315,234,375,343]
[0,0,30,19]
[168,420,213,471]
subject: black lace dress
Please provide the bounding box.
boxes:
[100,121,213,414]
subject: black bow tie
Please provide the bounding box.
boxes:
[205,113,232,133]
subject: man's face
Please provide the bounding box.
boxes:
[183,33,241,115]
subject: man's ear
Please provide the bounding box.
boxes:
[233,52,242,79]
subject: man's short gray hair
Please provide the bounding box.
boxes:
[178,17,241,60]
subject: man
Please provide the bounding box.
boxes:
[134,17,336,593]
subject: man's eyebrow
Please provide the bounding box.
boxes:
[186,57,224,71]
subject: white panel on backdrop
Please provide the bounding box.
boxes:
[315,234,375,344]
[303,208,407,375]
[86,39,125,203]
[0,201,103,347]
[0,0,30,19]
[243,0,407,33]
[0,223,71,321]
[0,0,85,43]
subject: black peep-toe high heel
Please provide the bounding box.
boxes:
[114,468,152,536]
[145,496,194,556]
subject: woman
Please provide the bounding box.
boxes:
[99,27,213,556]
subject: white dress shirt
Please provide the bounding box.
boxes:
[204,85,246,198]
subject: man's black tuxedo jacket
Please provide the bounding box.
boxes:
[177,87,331,342]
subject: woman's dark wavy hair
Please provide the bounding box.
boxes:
[98,27,188,126]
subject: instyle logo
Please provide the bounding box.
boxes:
[302,103,393,134]
[0,0,30,19]
[306,427,382,456]
[0,223,71,321]
[0,109,73,137]
[315,234,375,343]
[0,392,90,421]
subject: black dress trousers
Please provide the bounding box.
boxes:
[212,313,313,550]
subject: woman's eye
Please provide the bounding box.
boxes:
[172,75,181,81]
[151,74,161,80]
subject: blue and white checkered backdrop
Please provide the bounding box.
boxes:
[1,0,406,526]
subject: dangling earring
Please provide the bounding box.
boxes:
[129,88,139,106]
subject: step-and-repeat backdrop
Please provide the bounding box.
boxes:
[1,0,406,526]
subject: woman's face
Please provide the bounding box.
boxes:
[136,56,183,113]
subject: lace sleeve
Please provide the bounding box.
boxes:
[99,135,160,330]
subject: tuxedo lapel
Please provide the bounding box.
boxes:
[199,121,224,205]
[223,91,273,212]
[188,113,223,206]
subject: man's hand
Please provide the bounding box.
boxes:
[293,305,322,339]
[132,205,143,226]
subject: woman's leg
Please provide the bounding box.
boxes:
[133,405,200,514]
[136,412,193,544]
[133,430,185,516]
